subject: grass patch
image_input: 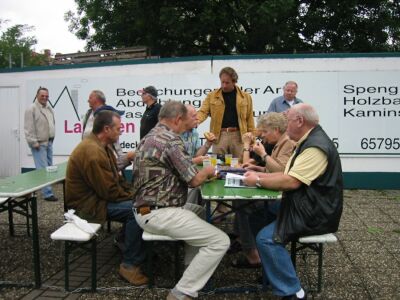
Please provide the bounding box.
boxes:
[367,227,383,234]
[393,229,400,235]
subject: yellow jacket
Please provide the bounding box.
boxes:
[197,86,255,141]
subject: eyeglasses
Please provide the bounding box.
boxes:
[287,117,301,123]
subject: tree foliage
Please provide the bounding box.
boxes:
[66,0,400,57]
[0,20,47,68]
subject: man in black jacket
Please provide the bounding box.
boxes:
[244,103,343,300]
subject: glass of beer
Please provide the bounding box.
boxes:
[225,154,232,166]
[210,154,217,166]
[231,157,239,167]
[203,158,211,167]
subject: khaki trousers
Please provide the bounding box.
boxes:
[213,131,243,160]
[134,206,229,298]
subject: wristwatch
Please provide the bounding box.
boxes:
[256,177,262,188]
[243,147,250,152]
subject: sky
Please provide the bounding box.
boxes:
[1,0,86,55]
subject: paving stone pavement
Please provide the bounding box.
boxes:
[1,185,399,300]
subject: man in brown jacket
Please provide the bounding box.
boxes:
[66,110,147,286]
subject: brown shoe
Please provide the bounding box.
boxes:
[119,264,148,286]
[166,291,192,300]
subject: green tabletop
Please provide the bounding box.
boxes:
[201,178,281,200]
[0,162,67,197]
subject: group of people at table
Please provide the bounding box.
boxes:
[24,67,343,300]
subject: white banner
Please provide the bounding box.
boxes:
[27,70,400,156]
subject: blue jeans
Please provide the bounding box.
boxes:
[107,201,145,267]
[255,200,301,296]
[30,141,54,198]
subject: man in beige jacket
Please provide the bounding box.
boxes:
[24,87,57,202]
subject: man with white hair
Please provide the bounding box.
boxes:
[267,81,303,113]
[244,103,343,300]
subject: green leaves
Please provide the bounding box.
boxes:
[0,20,47,68]
[65,0,400,56]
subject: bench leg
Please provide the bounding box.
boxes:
[91,238,97,292]
[317,243,323,293]
[7,202,14,236]
[65,241,70,291]
[174,242,180,282]
[290,241,297,269]
[146,241,154,287]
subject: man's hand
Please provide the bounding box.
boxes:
[192,155,208,165]
[244,164,265,172]
[203,165,216,178]
[126,151,136,161]
[243,171,258,187]
[204,132,216,143]
[33,142,40,150]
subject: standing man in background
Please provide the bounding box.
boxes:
[82,90,106,139]
[267,81,302,113]
[24,87,58,202]
[197,67,255,159]
[263,81,303,155]
[140,86,162,139]
[82,90,135,171]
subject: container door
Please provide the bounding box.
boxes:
[0,86,20,177]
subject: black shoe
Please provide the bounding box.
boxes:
[282,292,307,300]
[44,195,58,202]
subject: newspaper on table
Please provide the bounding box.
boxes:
[64,209,97,235]
[224,173,257,188]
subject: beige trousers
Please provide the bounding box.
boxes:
[213,131,243,160]
[134,206,230,298]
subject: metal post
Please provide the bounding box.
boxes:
[8,53,12,68]
[31,194,42,288]
[20,52,24,68]
[65,241,69,291]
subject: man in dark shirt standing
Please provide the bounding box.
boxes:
[140,86,162,139]
[197,67,255,159]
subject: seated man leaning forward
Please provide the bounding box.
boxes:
[243,103,343,300]
[132,101,230,300]
[65,110,147,286]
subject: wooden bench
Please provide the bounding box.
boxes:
[51,222,101,292]
[291,233,338,292]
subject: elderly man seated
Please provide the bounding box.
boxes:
[132,101,230,300]
[65,110,147,286]
[244,103,343,300]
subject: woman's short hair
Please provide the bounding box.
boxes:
[257,112,288,134]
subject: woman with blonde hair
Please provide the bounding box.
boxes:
[231,112,295,268]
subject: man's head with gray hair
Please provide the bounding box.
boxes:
[286,103,319,141]
[88,90,106,110]
[291,103,319,126]
[91,90,106,103]
[283,81,298,101]
[159,101,188,120]
[158,101,189,134]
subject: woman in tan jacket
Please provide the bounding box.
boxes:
[242,112,295,173]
